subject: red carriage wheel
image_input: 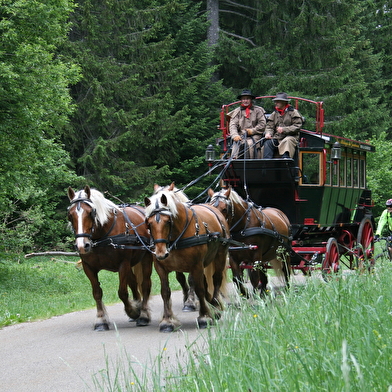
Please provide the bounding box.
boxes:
[356,217,375,271]
[322,238,340,281]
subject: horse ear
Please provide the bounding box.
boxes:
[84,185,91,199]
[208,188,214,197]
[67,187,75,201]
[161,194,168,206]
[153,184,160,191]
[224,187,231,198]
[144,197,151,207]
[168,182,175,191]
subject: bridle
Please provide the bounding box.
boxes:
[68,197,97,239]
[146,200,195,255]
[210,192,234,221]
[210,191,254,232]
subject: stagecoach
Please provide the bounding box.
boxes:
[208,96,375,276]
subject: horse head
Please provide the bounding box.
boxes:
[67,185,98,254]
[145,191,178,261]
[208,187,234,223]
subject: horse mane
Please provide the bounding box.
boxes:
[226,188,245,206]
[75,188,119,226]
[145,190,179,218]
[153,184,190,203]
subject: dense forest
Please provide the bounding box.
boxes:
[1,0,392,252]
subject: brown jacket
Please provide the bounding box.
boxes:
[265,106,302,140]
[229,105,266,141]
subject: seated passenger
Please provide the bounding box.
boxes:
[263,92,303,159]
[229,89,266,159]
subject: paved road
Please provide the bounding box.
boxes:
[0,290,210,392]
[1,275,310,392]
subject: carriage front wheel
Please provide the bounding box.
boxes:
[322,237,340,281]
[356,217,375,271]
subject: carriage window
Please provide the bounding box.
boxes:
[346,156,352,187]
[339,156,346,186]
[325,152,331,185]
[353,159,359,187]
[360,159,365,188]
[300,152,320,185]
[332,161,339,186]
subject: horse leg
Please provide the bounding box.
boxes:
[176,272,197,312]
[82,262,109,331]
[248,268,264,295]
[135,255,152,327]
[210,254,228,315]
[230,257,250,298]
[155,262,181,332]
[192,268,214,329]
[118,263,141,321]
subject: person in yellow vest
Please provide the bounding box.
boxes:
[375,199,392,258]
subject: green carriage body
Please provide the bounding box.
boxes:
[216,96,375,270]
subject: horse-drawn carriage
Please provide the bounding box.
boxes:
[210,96,375,277]
[66,95,376,332]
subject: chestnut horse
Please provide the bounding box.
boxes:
[208,186,292,296]
[153,183,198,312]
[67,186,153,330]
[145,189,230,332]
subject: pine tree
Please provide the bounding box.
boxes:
[63,0,230,201]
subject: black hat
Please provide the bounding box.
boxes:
[237,89,256,99]
[272,92,290,102]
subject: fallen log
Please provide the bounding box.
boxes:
[25,251,79,259]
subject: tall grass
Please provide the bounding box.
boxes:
[93,260,392,392]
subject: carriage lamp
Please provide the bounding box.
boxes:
[331,142,342,161]
[205,144,216,166]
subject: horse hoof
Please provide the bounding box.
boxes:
[159,324,174,333]
[136,317,150,327]
[94,323,109,331]
[182,304,197,312]
[197,318,213,329]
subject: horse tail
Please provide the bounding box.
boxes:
[220,259,228,298]
[204,262,215,298]
[132,262,143,297]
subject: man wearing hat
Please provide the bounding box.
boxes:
[263,92,303,159]
[229,89,266,159]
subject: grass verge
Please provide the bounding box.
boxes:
[0,253,180,328]
[92,259,392,392]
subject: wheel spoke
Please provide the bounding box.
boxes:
[322,238,340,281]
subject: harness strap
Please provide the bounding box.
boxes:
[167,232,227,250]
[232,227,291,243]
[93,233,150,250]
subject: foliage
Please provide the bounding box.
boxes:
[1,0,392,252]
[215,0,391,139]
[367,132,392,218]
[0,0,81,252]
[62,0,232,202]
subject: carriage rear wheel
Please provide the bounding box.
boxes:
[356,217,375,271]
[322,238,340,281]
